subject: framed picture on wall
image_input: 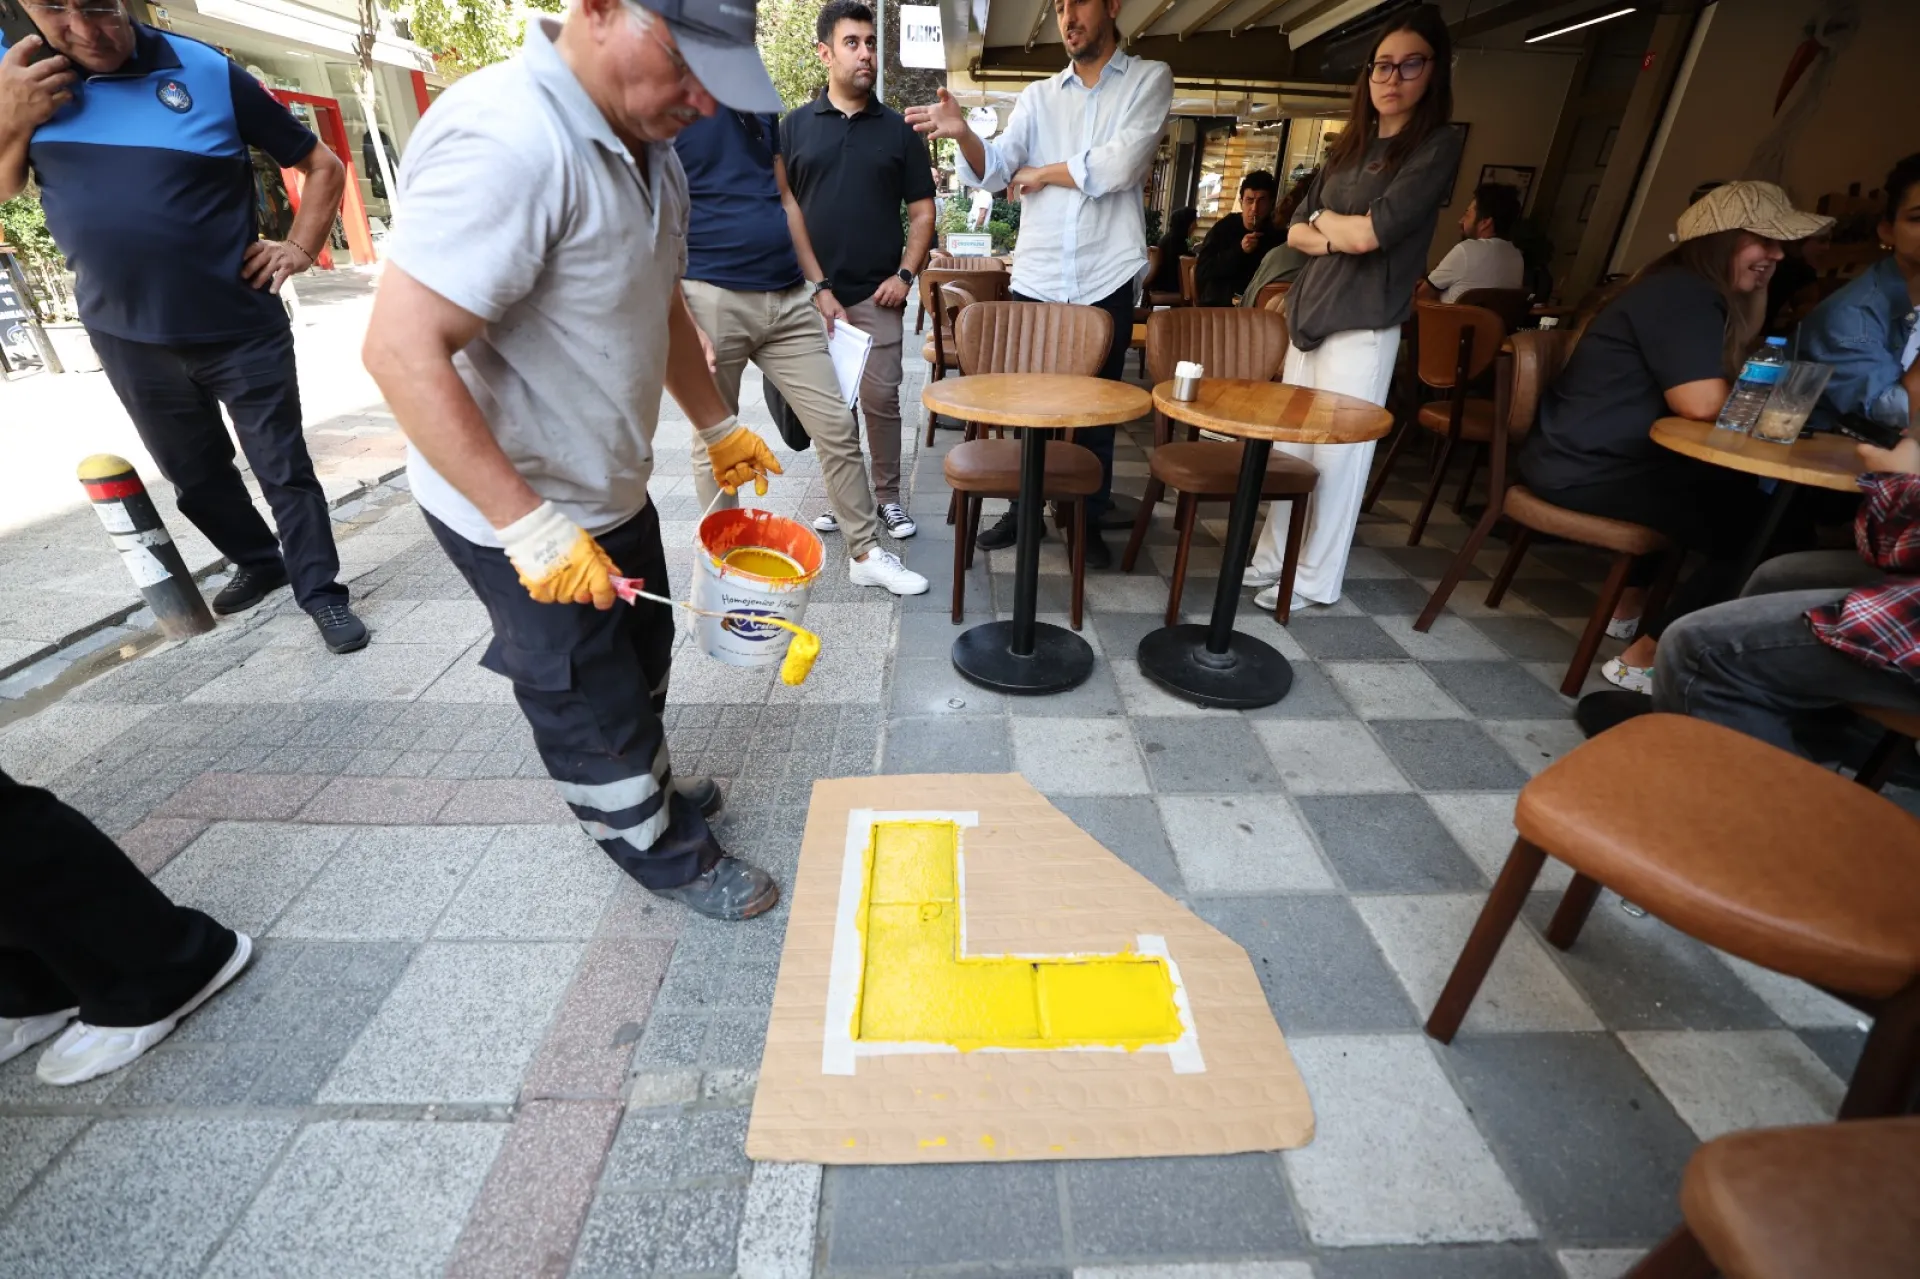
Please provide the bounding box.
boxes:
[1476,164,1537,213]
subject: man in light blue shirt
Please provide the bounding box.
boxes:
[908,0,1171,566]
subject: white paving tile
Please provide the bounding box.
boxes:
[433,825,622,940]
[1158,795,1336,894]
[1482,718,1587,777]
[1620,1030,1845,1140]
[1283,1035,1536,1245]
[271,826,494,940]
[0,701,160,785]
[1076,1266,1315,1279]
[1253,720,1412,795]
[1424,793,1573,891]
[1373,615,1507,661]
[1354,894,1602,1033]
[736,1161,822,1279]
[154,823,350,935]
[1012,717,1149,796]
[1557,1248,1646,1279]
[1713,953,1868,1029]
[1324,662,1468,719]
[1112,658,1234,717]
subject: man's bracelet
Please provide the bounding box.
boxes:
[287,241,316,266]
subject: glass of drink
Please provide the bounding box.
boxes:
[1752,362,1833,445]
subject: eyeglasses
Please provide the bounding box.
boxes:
[27,2,124,17]
[633,12,697,91]
[1368,54,1430,83]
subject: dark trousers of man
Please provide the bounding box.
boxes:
[427,502,718,890]
[91,327,347,612]
[0,768,237,1027]
[1003,280,1135,523]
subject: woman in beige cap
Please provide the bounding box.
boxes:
[1515,181,1833,692]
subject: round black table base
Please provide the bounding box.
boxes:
[952,621,1095,695]
[1137,625,1293,709]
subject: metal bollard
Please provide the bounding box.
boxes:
[77,454,214,639]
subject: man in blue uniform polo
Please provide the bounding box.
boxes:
[0,3,366,652]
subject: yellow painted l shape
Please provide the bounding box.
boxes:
[853,820,1184,1050]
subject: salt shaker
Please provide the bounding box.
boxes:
[1173,360,1203,402]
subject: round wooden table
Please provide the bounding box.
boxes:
[1143,379,1394,708]
[1652,416,1865,586]
[921,374,1152,694]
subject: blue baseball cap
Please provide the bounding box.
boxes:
[636,0,783,114]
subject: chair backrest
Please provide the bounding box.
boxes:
[1415,300,1506,390]
[938,281,981,349]
[941,255,1004,272]
[1178,254,1198,306]
[1145,306,1288,387]
[1145,244,1162,288]
[955,301,1111,377]
[920,268,1008,330]
[1485,328,1576,500]
[928,250,954,269]
[1454,287,1531,333]
[1251,280,1291,311]
[1261,290,1291,350]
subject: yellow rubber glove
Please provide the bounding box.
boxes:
[706,422,785,497]
[496,501,620,610]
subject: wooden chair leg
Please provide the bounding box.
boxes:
[1360,417,1413,513]
[1406,430,1460,547]
[1425,837,1549,1043]
[1624,1226,1715,1279]
[1121,477,1157,572]
[1839,976,1920,1119]
[963,494,981,571]
[1483,526,1534,608]
[1414,499,1503,632]
[924,365,944,447]
[1545,873,1603,950]
[1855,729,1913,792]
[1070,500,1087,632]
[1452,444,1484,514]
[1164,492,1196,627]
[951,493,971,623]
[914,300,925,335]
[1562,550,1636,697]
[1276,493,1311,625]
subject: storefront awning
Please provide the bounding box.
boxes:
[170,0,435,73]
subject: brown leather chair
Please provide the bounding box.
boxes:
[943,302,1111,627]
[1120,308,1319,625]
[916,251,956,333]
[1262,290,1289,317]
[1853,704,1920,792]
[1250,280,1290,311]
[1628,1117,1920,1279]
[1411,329,1683,696]
[1362,300,1507,546]
[921,267,1010,443]
[1178,254,1198,307]
[1454,286,1532,334]
[1426,714,1920,1121]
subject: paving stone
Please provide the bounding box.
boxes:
[520,939,673,1102]
[570,1182,746,1276]
[1373,615,1508,661]
[1052,795,1184,895]
[0,701,160,786]
[444,1099,621,1279]
[1135,716,1280,792]
[702,1010,772,1069]
[1507,578,1601,620]
[298,775,461,823]
[154,771,330,820]
[205,1120,503,1279]
[1342,576,1439,616]
[1422,661,1574,719]
[628,1070,701,1108]
[884,714,1011,773]
[1469,617,1580,663]
[631,1011,706,1068]
[1713,953,1865,1029]
[737,1161,822,1279]
[1198,896,1418,1033]
[1283,1035,1535,1246]
[1296,794,1485,893]
[1239,660,1351,720]
[826,1161,1063,1268]
[1159,795,1334,894]
[271,825,492,939]
[1797,1026,1867,1080]
[1074,1266,1313,1279]
[1066,1155,1301,1258]
[319,941,583,1104]
[1111,656,1240,718]
[1254,720,1411,795]
[1008,660,1127,719]
[600,1107,752,1190]
[435,825,620,940]
[0,1116,86,1210]
[1313,1244,1560,1278]
[1423,792,1572,891]
[1441,1033,1699,1243]
[1323,662,1468,720]
[1481,718,1587,778]
[0,1118,296,1277]
[1012,717,1149,796]
[1618,1030,1844,1140]
[892,656,1010,717]
[1284,617,1409,660]
[153,822,349,935]
[1555,1249,1646,1279]
[1369,720,1531,791]
[116,815,211,875]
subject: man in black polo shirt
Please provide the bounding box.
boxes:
[781,0,935,534]
[0,6,362,652]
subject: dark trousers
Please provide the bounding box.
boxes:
[427,503,718,890]
[91,326,346,612]
[0,768,236,1027]
[1004,280,1135,521]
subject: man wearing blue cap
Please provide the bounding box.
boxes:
[362,0,787,921]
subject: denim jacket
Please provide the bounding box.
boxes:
[1797,256,1918,432]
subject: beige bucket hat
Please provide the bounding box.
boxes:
[1677,181,1834,243]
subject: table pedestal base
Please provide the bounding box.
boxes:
[1137,625,1293,709]
[953,621,1094,695]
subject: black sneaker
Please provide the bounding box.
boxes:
[651,855,780,921]
[1080,527,1112,571]
[310,602,369,654]
[211,562,289,615]
[879,502,917,538]
[974,511,1027,552]
[1575,690,1652,739]
[674,776,725,819]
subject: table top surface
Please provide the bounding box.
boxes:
[1651,417,1866,493]
[922,373,1152,428]
[1152,379,1395,445]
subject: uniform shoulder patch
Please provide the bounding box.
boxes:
[156,80,193,113]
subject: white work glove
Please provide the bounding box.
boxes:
[495,501,619,610]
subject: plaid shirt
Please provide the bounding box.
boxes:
[1807,472,1920,678]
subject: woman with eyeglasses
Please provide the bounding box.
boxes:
[1242,5,1463,614]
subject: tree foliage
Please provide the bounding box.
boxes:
[757,0,828,109]
[401,0,560,80]
[0,188,58,270]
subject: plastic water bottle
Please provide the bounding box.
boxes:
[1714,337,1790,434]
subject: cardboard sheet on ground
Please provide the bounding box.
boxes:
[746,774,1315,1163]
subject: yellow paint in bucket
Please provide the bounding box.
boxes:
[721,546,804,579]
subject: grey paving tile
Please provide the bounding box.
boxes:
[1374,615,1509,661]
[1797,1027,1867,1080]
[571,1182,746,1277]
[434,825,621,940]
[1618,1030,1844,1140]
[1324,662,1468,720]
[826,1162,1063,1268]
[1008,660,1127,718]
[1242,660,1351,719]
[883,714,1011,773]
[1013,717,1149,796]
[1469,617,1580,663]
[1159,795,1334,894]
[600,1106,750,1190]
[319,941,582,1104]
[1482,719,1587,778]
[1507,578,1602,620]
[1197,896,1419,1033]
[631,1012,706,1069]
[1052,795,1184,896]
[1369,721,1531,791]
[1135,716,1280,792]
[1314,1244,1561,1279]
[271,825,493,939]
[152,822,349,935]
[1343,577,1439,616]
[0,1116,86,1210]
[1091,609,1169,657]
[1440,1033,1699,1244]
[0,1118,296,1278]
[1066,1155,1301,1258]
[891,656,1010,717]
[1254,720,1411,795]
[1424,792,1572,891]
[1296,794,1486,893]
[1423,661,1573,719]
[1379,545,1477,579]
[1285,617,1409,660]
[1555,1249,1646,1279]
[205,1120,503,1279]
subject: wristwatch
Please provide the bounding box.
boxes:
[810,278,833,297]
[895,267,914,286]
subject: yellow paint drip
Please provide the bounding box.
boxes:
[721,546,804,578]
[853,820,1183,1051]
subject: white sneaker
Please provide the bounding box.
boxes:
[849,548,929,596]
[1606,614,1640,640]
[1,1009,77,1066]
[1601,657,1653,694]
[812,511,840,533]
[36,932,252,1087]
[1253,585,1313,613]
[879,503,918,538]
[1241,567,1281,589]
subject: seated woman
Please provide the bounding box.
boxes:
[1516,182,1834,692]
[1146,207,1197,299]
[1798,152,1920,438]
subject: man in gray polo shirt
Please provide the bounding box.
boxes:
[362,0,786,921]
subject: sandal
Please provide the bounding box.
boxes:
[1601,656,1653,694]
[1606,614,1640,640]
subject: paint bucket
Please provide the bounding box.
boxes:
[690,507,825,668]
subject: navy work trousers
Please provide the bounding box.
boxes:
[91,326,346,612]
[0,768,238,1027]
[427,503,718,891]
[1002,279,1136,522]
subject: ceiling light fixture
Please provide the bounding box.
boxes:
[1524,5,1637,44]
